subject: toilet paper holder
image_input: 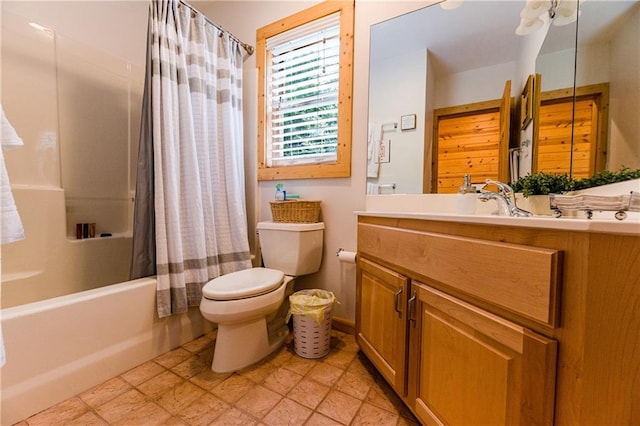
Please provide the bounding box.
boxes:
[336,248,357,264]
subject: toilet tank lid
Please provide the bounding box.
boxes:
[202,268,284,301]
[257,221,324,231]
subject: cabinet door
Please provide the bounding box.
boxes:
[356,257,409,394]
[412,283,557,426]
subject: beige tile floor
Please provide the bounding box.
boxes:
[15,329,419,425]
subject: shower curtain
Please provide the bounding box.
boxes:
[131,0,252,318]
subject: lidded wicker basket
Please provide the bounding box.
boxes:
[269,200,321,223]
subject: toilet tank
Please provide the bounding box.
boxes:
[256,221,324,276]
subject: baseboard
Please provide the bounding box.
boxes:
[332,316,355,335]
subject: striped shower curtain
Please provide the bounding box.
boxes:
[131,0,252,318]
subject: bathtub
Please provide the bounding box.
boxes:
[0,276,213,425]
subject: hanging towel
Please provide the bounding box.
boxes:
[1,104,25,245]
[367,123,382,178]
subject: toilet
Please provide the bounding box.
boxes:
[199,220,324,373]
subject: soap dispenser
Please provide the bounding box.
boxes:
[456,174,477,214]
[275,183,285,201]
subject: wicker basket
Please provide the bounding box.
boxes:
[270,200,321,223]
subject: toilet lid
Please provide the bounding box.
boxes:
[202,268,285,301]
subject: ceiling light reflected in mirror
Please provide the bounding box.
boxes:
[516,0,580,35]
[440,0,464,10]
[28,22,55,38]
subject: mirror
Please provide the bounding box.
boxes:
[367,1,542,194]
[533,0,640,178]
[366,0,638,194]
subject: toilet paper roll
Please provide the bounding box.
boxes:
[337,250,357,264]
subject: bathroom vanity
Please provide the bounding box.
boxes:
[355,212,639,425]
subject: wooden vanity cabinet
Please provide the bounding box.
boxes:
[409,282,556,425]
[356,216,561,425]
[356,215,640,425]
[356,257,409,395]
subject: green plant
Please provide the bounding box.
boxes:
[512,167,640,197]
[573,166,640,190]
[511,172,574,197]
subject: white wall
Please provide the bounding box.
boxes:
[368,49,427,195]
[434,61,517,108]
[515,15,550,178]
[537,47,582,91]
[569,5,640,171]
[607,6,640,171]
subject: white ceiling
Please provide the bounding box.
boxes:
[4,0,637,81]
[370,0,639,76]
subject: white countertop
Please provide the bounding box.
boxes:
[362,181,640,236]
[356,210,640,236]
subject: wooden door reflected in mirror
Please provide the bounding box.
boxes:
[534,82,609,178]
[430,81,511,193]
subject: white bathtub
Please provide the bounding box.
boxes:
[0,276,213,425]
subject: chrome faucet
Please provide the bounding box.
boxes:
[478,179,532,217]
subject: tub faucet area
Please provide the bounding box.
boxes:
[479,179,532,217]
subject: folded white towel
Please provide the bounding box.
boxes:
[583,194,628,210]
[367,123,382,178]
[551,194,584,209]
[552,194,631,211]
[1,105,25,244]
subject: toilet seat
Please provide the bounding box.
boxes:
[202,268,284,301]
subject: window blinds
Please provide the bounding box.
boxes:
[265,12,341,166]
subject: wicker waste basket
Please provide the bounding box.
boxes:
[288,289,336,358]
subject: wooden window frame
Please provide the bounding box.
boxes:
[256,1,354,181]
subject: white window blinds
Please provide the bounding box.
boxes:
[265,12,341,167]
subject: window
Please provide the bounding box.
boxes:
[257,1,354,180]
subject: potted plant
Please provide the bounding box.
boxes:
[573,166,640,190]
[511,172,575,197]
[511,172,575,215]
[511,167,640,215]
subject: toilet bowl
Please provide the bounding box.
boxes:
[200,267,294,372]
[199,221,324,373]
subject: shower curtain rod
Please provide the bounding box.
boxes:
[177,0,255,56]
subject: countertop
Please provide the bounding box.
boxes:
[355,210,640,236]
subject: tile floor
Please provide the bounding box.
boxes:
[15,329,419,425]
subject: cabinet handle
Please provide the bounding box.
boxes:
[394,287,403,318]
[408,291,417,327]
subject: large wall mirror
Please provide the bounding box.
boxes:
[366,0,639,194]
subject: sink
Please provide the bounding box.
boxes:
[365,194,496,215]
[366,193,640,219]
